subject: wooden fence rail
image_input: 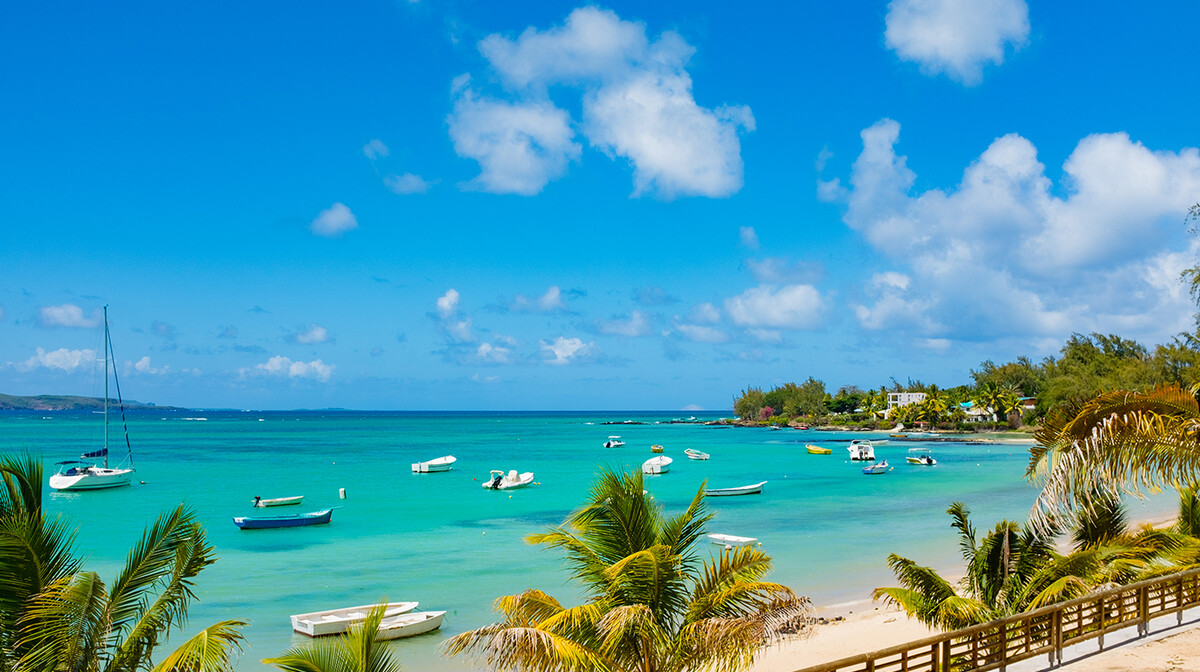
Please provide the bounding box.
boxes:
[791,567,1200,672]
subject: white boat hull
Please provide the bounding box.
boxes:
[49,467,134,491]
[375,610,446,641]
[291,601,419,637]
[482,470,534,490]
[684,449,709,460]
[705,481,766,497]
[708,533,757,547]
[641,456,672,474]
[413,455,457,473]
[254,495,303,507]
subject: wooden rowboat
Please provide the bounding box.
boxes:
[708,533,758,547]
[375,610,447,640]
[806,444,832,455]
[290,601,419,637]
[704,481,766,497]
[233,508,333,530]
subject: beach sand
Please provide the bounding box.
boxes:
[752,604,937,672]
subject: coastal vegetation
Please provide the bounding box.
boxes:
[0,453,245,672]
[443,468,811,672]
[0,393,170,411]
[265,605,401,672]
[731,330,1200,430]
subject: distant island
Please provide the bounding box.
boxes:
[0,393,179,412]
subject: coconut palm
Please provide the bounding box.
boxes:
[0,453,245,672]
[264,604,401,672]
[443,468,811,672]
[1025,383,1200,532]
[873,502,1104,630]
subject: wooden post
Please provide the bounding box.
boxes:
[1098,596,1105,650]
[865,659,875,672]
[1049,608,1061,668]
[941,639,952,672]
[1179,577,1185,625]
[1139,585,1149,636]
[999,621,1007,672]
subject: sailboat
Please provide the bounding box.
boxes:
[49,306,135,491]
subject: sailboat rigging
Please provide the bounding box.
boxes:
[49,306,135,491]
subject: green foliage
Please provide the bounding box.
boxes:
[0,452,245,672]
[732,387,765,421]
[265,604,400,672]
[444,468,812,672]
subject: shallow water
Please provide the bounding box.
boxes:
[2,411,1174,671]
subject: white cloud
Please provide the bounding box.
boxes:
[310,203,358,237]
[433,289,473,344]
[452,7,753,199]
[447,84,580,196]
[739,226,760,250]
[829,118,1200,343]
[246,355,335,382]
[39,304,99,328]
[725,285,824,330]
[746,257,824,284]
[290,324,330,344]
[884,0,1029,85]
[437,289,460,318]
[475,342,512,364]
[132,356,170,375]
[598,310,651,337]
[384,173,433,194]
[689,302,721,324]
[363,139,389,159]
[472,373,501,383]
[513,286,568,312]
[16,347,97,372]
[673,323,729,344]
[540,336,596,365]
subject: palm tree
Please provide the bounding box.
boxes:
[1026,383,1200,532]
[443,468,811,672]
[873,502,1101,631]
[264,604,401,672]
[0,453,246,672]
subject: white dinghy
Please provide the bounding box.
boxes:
[375,610,447,641]
[684,448,710,460]
[290,601,419,637]
[641,456,673,474]
[412,455,457,473]
[483,469,534,490]
[707,533,758,547]
[704,481,767,497]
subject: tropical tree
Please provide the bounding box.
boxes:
[733,387,765,421]
[265,604,400,672]
[871,500,1171,631]
[1025,383,1200,532]
[0,453,246,672]
[443,468,811,672]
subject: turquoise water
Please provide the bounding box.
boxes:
[1,411,1174,670]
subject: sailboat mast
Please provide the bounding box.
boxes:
[103,305,109,469]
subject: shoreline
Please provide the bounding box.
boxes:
[759,509,1184,672]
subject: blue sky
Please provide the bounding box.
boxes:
[3,1,1199,410]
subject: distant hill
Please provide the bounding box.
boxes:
[0,394,178,411]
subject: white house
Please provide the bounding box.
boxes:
[887,392,926,411]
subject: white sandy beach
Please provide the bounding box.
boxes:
[752,604,937,672]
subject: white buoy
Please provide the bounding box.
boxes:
[339,488,346,499]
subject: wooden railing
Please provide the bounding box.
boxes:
[791,567,1200,672]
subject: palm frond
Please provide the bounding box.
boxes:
[17,571,110,672]
[151,620,247,672]
[441,623,611,672]
[0,453,44,517]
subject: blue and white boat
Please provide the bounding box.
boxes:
[233,508,333,529]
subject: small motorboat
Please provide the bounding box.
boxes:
[604,436,626,448]
[253,495,304,507]
[290,601,419,637]
[650,444,664,453]
[234,508,333,530]
[483,469,534,490]
[641,456,672,474]
[707,533,758,547]
[847,443,875,461]
[704,481,766,497]
[806,444,832,455]
[906,448,937,466]
[890,433,908,438]
[412,455,457,473]
[684,448,709,460]
[376,610,447,641]
[862,461,892,475]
